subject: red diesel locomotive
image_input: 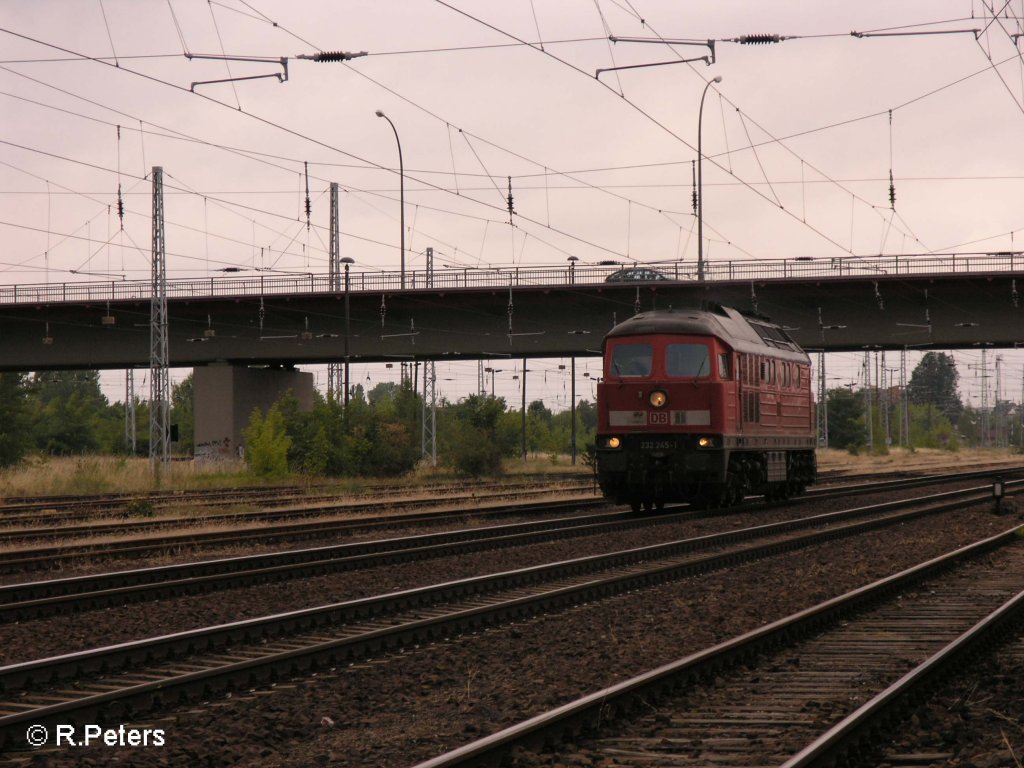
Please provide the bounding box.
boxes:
[595,304,816,511]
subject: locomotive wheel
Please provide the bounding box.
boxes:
[643,499,654,513]
[629,499,642,514]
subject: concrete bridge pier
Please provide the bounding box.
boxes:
[193,364,313,460]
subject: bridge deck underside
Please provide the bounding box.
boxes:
[0,273,1020,372]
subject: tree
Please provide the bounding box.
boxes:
[825,386,864,450]
[27,371,119,455]
[0,373,30,467]
[909,403,958,450]
[908,352,962,425]
[525,400,553,455]
[171,374,194,454]
[440,394,507,476]
[264,384,420,479]
[367,381,401,407]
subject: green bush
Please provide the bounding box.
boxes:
[125,498,154,517]
[243,405,292,479]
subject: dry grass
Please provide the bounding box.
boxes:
[818,447,1022,475]
[0,455,252,497]
[3,447,1012,500]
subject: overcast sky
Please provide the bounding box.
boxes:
[3,1,1024,415]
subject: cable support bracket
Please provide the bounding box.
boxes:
[187,54,289,92]
[597,37,715,79]
[381,319,419,342]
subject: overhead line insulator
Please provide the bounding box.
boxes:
[737,34,783,45]
[307,51,368,62]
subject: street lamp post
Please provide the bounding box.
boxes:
[341,256,354,407]
[697,75,722,282]
[375,110,405,289]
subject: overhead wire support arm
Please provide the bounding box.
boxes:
[596,55,711,78]
[849,28,980,39]
[186,53,289,92]
[597,36,715,78]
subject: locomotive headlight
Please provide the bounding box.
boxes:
[649,390,668,408]
[605,436,621,449]
[697,437,712,448]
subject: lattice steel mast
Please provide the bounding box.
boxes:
[421,247,437,465]
[125,368,136,454]
[327,182,342,402]
[149,166,170,468]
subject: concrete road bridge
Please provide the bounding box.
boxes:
[2,252,1020,455]
[1,253,1021,372]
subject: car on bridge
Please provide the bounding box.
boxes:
[604,267,670,283]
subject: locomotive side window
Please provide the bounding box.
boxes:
[666,344,710,377]
[611,343,653,377]
[718,353,732,380]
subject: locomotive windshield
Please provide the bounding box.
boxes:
[666,343,710,377]
[610,343,652,377]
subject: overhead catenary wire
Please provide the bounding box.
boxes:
[0,9,983,276]
[6,4,1024,290]
[431,2,924,259]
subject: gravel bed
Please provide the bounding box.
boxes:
[873,631,1024,768]
[14,503,1023,767]
[0,484,994,665]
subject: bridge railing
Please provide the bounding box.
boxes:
[0,253,1020,305]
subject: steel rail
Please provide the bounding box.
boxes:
[0,495,604,572]
[410,524,1024,768]
[0,474,589,521]
[800,464,1024,501]
[1,465,1012,574]
[0,487,1016,748]
[782,584,1024,767]
[0,506,642,621]
[0,481,593,536]
[0,484,596,544]
[1,478,1019,621]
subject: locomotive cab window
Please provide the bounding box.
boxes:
[666,343,710,377]
[610,343,653,377]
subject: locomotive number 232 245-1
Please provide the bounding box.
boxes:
[639,440,675,450]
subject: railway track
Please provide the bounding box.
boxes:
[412,527,1024,768]
[0,465,1014,576]
[0,475,594,530]
[0,481,1018,752]
[0,492,604,573]
[1,476,1019,623]
[0,482,595,546]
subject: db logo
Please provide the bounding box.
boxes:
[649,411,669,425]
